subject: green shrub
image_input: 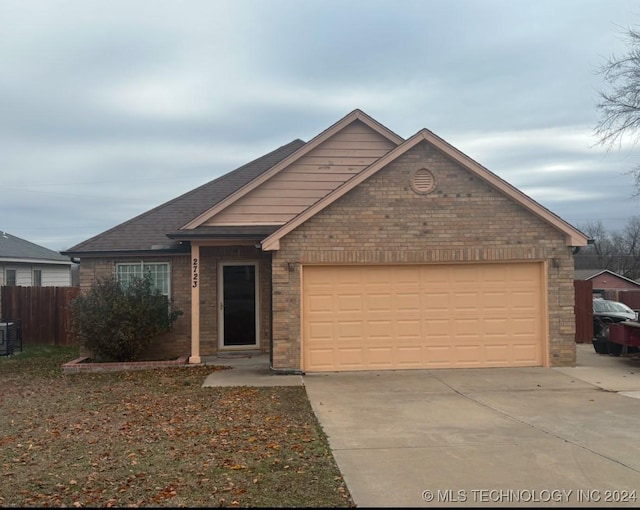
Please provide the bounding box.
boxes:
[71,275,183,362]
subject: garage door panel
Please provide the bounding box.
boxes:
[454,318,481,336]
[367,347,395,367]
[307,349,335,371]
[511,291,538,310]
[367,320,393,339]
[484,318,509,335]
[303,263,544,371]
[395,292,420,311]
[397,348,424,367]
[510,317,537,335]
[308,322,333,340]
[308,294,334,313]
[393,266,420,282]
[396,320,420,338]
[425,345,455,365]
[419,266,449,284]
[512,344,540,363]
[366,293,392,311]
[339,347,365,365]
[478,267,503,283]
[336,321,363,339]
[423,292,451,310]
[453,292,481,310]
[455,344,483,364]
[337,294,362,311]
[452,265,481,283]
[425,319,453,336]
[362,269,390,284]
[484,344,510,362]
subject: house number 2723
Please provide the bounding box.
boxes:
[192,257,199,288]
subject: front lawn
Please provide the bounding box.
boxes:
[0,346,353,507]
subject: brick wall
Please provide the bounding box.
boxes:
[78,256,192,359]
[272,141,576,370]
[78,247,272,360]
[197,246,272,356]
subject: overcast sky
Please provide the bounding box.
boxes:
[2,0,640,252]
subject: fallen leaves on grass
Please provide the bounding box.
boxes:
[0,347,353,507]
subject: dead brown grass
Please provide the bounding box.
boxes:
[0,346,353,507]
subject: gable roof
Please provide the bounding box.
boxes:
[65,109,590,256]
[63,139,306,255]
[180,109,404,230]
[575,269,606,280]
[0,232,71,265]
[261,129,589,250]
[575,269,640,286]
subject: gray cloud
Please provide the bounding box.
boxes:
[1,0,639,251]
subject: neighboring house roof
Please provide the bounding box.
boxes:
[574,269,640,287]
[64,109,589,256]
[0,232,72,265]
[63,139,306,255]
[574,269,605,280]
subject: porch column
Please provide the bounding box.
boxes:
[189,242,201,363]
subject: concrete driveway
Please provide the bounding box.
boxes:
[303,344,640,507]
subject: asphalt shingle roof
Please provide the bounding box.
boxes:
[574,269,605,280]
[574,268,640,286]
[64,139,306,254]
[0,232,71,263]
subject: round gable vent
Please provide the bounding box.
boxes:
[410,168,436,194]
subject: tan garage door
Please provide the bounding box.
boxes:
[302,263,545,372]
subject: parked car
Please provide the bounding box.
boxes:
[592,299,638,355]
[593,299,637,322]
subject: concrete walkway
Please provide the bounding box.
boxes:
[202,353,303,387]
[202,345,640,507]
[556,343,640,396]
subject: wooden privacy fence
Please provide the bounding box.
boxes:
[574,286,640,344]
[604,289,640,311]
[574,280,594,343]
[0,286,81,346]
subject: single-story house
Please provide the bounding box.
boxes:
[575,269,640,295]
[63,110,588,373]
[1,232,73,287]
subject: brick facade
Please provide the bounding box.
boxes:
[78,255,192,360]
[78,140,577,371]
[271,141,576,371]
[196,246,272,357]
[78,248,272,360]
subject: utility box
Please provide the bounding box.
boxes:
[0,321,15,356]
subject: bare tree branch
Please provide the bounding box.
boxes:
[577,216,640,280]
[595,27,640,150]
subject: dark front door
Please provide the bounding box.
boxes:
[220,263,258,348]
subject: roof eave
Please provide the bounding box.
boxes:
[0,257,73,265]
[60,247,190,258]
[167,233,267,240]
[586,269,640,287]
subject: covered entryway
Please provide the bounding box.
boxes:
[302,262,545,371]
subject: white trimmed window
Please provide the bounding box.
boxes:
[5,269,16,287]
[33,269,42,287]
[116,262,170,296]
